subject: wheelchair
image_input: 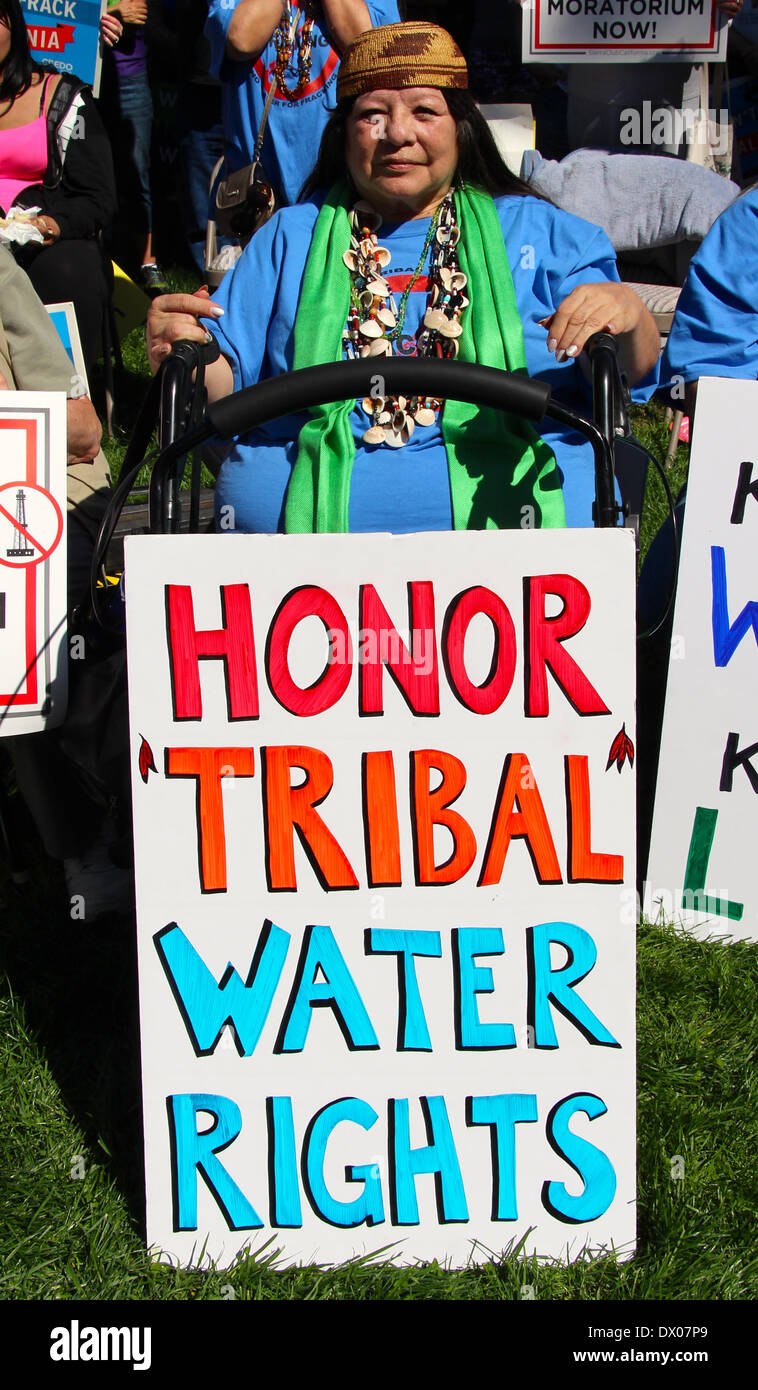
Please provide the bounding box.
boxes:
[94,330,671,580]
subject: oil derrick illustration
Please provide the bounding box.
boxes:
[7,489,34,558]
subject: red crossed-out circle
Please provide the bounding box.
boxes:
[255,48,339,100]
[0,480,64,568]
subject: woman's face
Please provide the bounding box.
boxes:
[345,86,458,221]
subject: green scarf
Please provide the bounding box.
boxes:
[284,180,565,533]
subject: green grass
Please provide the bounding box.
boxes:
[2,884,756,1299]
[3,295,752,1302]
[96,266,201,493]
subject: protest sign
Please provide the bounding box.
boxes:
[46,301,89,395]
[0,393,67,736]
[730,75,758,184]
[21,0,105,94]
[125,529,637,1266]
[646,379,758,944]
[522,0,728,62]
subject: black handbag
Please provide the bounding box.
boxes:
[211,22,289,247]
[214,160,275,242]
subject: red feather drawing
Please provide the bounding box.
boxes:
[606,724,634,773]
[138,734,158,784]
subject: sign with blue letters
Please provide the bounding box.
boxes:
[126,529,637,1265]
[646,379,758,943]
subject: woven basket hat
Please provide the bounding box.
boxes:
[336,22,468,102]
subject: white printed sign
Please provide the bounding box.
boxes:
[646,379,758,944]
[0,393,67,735]
[523,0,728,62]
[126,530,637,1267]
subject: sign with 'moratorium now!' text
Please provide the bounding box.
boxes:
[523,0,728,63]
[125,530,636,1267]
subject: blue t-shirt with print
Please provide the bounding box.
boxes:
[205,192,658,531]
[206,1,401,206]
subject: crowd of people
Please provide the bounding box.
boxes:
[1,1,757,917]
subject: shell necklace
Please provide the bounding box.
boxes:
[341,193,469,448]
[273,1,315,102]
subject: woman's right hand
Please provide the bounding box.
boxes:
[100,13,124,45]
[146,290,224,375]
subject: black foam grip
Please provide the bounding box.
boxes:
[206,359,552,440]
[168,335,221,368]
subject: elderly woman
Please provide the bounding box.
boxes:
[147,22,659,532]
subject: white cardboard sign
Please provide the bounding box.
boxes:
[125,530,637,1267]
[0,393,67,736]
[646,379,758,944]
[523,0,728,62]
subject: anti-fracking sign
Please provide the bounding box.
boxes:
[126,530,637,1267]
[0,393,67,736]
[21,0,105,93]
[646,379,758,944]
[523,0,729,62]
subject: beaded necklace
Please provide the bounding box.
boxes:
[273,1,316,102]
[342,193,469,447]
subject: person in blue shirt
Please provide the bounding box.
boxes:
[206,0,400,206]
[661,186,758,415]
[147,21,659,532]
[639,187,758,630]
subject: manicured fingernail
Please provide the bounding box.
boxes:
[556,349,567,363]
[547,337,557,353]
[565,345,579,358]
[206,304,224,316]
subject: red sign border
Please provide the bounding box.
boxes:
[0,418,39,708]
[532,0,718,52]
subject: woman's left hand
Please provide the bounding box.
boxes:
[30,214,61,246]
[540,282,659,383]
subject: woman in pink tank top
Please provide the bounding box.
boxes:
[0,72,51,213]
[0,0,116,372]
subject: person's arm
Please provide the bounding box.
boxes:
[0,374,100,463]
[320,0,372,52]
[64,396,103,466]
[660,190,758,400]
[541,282,660,385]
[107,0,148,25]
[0,248,103,463]
[226,0,371,61]
[226,0,287,60]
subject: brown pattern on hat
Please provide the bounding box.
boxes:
[377,31,440,59]
[336,22,468,102]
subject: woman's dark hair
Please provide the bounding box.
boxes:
[300,87,537,203]
[0,0,41,106]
